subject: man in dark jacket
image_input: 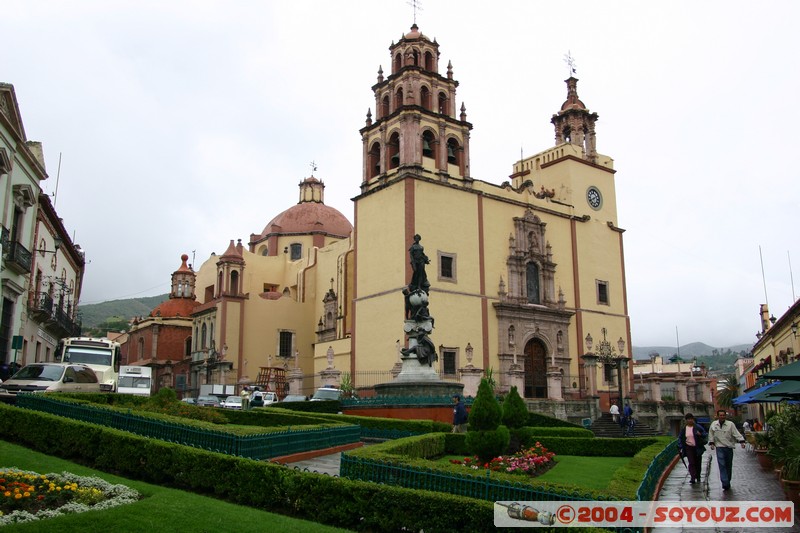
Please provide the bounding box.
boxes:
[452,395,468,433]
[678,413,707,484]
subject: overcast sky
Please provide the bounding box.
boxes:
[3,1,799,348]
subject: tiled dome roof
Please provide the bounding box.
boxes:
[260,202,352,238]
[150,298,200,318]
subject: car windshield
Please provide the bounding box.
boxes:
[12,365,64,382]
[63,346,112,366]
[313,389,341,400]
[225,396,242,404]
[198,396,218,403]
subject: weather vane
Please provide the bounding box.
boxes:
[563,51,577,77]
[310,160,318,174]
[407,0,423,25]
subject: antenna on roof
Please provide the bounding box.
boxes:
[310,160,317,174]
[407,0,423,25]
[563,51,577,77]
[53,152,63,208]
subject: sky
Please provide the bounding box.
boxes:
[3,1,799,348]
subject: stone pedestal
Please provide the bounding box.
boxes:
[676,381,688,402]
[506,364,525,396]
[648,378,662,402]
[460,365,484,398]
[547,366,563,400]
[319,367,341,388]
[288,367,304,395]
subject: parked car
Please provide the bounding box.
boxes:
[222,395,244,409]
[180,397,197,405]
[281,394,308,403]
[0,363,100,399]
[311,387,342,401]
[196,395,221,407]
[249,391,277,408]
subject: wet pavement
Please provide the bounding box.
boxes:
[653,446,799,532]
[280,451,343,477]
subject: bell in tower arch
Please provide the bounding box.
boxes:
[447,144,456,164]
[422,138,433,157]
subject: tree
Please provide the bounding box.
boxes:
[716,375,739,411]
[466,377,509,462]
[501,386,528,429]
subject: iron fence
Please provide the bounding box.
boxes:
[636,438,678,501]
[15,394,360,460]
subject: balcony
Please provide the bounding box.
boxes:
[28,292,54,320]
[4,240,32,274]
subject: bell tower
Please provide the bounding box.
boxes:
[359,24,472,192]
[550,77,599,163]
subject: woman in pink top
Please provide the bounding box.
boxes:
[677,413,708,484]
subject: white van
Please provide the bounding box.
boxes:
[311,387,342,401]
[0,363,101,398]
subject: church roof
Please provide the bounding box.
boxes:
[260,202,352,238]
[149,298,200,318]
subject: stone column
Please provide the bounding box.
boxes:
[676,380,688,402]
[648,377,662,402]
[288,367,304,395]
[700,379,713,403]
[547,366,563,400]
[582,355,599,397]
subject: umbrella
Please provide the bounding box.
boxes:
[764,380,800,400]
[762,359,800,381]
[732,381,780,405]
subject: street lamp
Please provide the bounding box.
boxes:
[33,236,63,254]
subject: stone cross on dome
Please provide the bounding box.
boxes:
[563,51,577,77]
[407,0,423,25]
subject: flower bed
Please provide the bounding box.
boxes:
[450,441,556,476]
[0,468,140,526]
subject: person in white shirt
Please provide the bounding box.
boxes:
[708,410,746,491]
[610,401,620,424]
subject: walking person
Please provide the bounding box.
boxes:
[622,402,634,437]
[708,410,746,491]
[452,394,468,433]
[610,401,620,424]
[678,413,707,484]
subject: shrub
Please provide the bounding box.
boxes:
[501,386,528,429]
[468,378,501,431]
[466,426,510,463]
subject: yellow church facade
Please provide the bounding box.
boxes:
[186,24,631,407]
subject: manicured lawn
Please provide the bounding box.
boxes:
[0,440,352,533]
[439,454,631,491]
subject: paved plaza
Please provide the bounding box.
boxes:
[283,443,798,532]
[654,446,799,532]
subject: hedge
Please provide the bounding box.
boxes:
[0,403,497,532]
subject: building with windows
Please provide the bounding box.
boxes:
[185,24,632,414]
[0,83,84,374]
[125,254,200,395]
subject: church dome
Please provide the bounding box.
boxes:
[149,298,200,318]
[258,176,352,239]
[260,201,352,238]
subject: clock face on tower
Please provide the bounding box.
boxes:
[586,186,602,210]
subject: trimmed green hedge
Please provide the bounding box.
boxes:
[0,404,495,532]
[265,399,341,413]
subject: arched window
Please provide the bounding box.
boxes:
[424,51,435,71]
[217,271,223,297]
[394,52,402,73]
[422,131,435,159]
[412,49,419,66]
[562,126,572,143]
[290,243,302,260]
[368,141,381,178]
[447,138,460,165]
[420,86,431,110]
[388,133,400,169]
[395,88,404,109]
[230,270,239,295]
[201,323,208,349]
[184,337,192,357]
[381,94,390,118]
[438,92,449,116]
[526,263,540,304]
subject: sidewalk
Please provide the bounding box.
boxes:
[653,446,799,532]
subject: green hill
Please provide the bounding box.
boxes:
[78,294,169,330]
